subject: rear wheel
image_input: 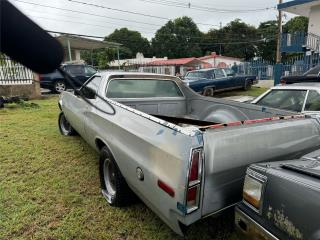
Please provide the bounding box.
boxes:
[53,80,67,93]
[100,146,133,207]
[58,112,77,136]
[203,87,215,97]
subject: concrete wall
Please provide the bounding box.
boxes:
[0,81,41,99]
[308,5,320,35]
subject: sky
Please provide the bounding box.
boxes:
[11,0,297,39]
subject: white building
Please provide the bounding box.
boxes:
[198,52,242,68]
[279,0,320,52]
[108,53,168,68]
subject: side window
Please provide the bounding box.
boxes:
[304,90,320,111]
[224,68,235,76]
[207,70,215,79]
[106,79,183,98]
[214,69,226,78]
[85,66,97,76]
[81,76,102,99]
[67,65,85,76]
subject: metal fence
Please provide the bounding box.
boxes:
[238,53,320,80]
[0,55,34,85]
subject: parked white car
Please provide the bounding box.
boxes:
[252,83,320,115]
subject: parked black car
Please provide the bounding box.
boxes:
[281,65,320,84]
[39,64,97,93]
[235,149,320,240]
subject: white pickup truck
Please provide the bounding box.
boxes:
[58,72,320,235]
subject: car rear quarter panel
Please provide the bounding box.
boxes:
[83,97,204,231]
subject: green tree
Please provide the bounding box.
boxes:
[81,47,119,69]
[105,28,151,59]
[201,19,258,60]
[283,16,309,33]
[256,20,278,61]
[151,16,203,58]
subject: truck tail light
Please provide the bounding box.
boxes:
[188,151,200,183]
[186,149,202,213]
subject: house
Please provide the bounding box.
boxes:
[198,52,242,68]
[56,34,121,64]
[108,52,168,68]
[279,0,320,53]
[139,57,208,76]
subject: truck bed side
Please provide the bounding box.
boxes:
[201,118,320,217]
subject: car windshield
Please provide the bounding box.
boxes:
[304,65,320,76]
[256,89,307,112]
[186,71,208,79]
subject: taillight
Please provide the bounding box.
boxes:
[188,151,200,183]
[186,148,202,213]
[280,79,286,85]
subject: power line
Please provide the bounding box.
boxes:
[13,0,164,27]
[27,15,157,35]
[67,0,220,27]
[45,29,275,46]
[137,0,275,13]
[25,8,158,32]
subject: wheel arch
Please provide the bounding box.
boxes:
[203,85,216,91]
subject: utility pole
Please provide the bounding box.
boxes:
[276,0,283,63]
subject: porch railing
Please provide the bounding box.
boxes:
[306,33,320,53]
[0,55,34,85]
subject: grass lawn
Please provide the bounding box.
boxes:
[0,96,237,240]
[214,86,268,98]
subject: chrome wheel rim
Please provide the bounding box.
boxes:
[55,82,66,92]
[103,158,116,200]
[59,114,71,135]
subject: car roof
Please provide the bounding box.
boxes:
[97,71,179,81]
[272,82,320,90]
[188,68,218,73]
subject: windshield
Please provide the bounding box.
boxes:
[256,89,307,112]
[186,71,209,79]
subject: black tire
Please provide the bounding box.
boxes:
[243,80,252,91]
[53,80,67,93]
[203,87,215,97]
[58,112,77,136]
[99,146,133,207]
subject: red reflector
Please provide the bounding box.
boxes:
[187,186,197,205]
[244,118,271,124]
[189,151,199,182]
[226,121,242,127]
[210,124,224,129]
[157,180,175,197]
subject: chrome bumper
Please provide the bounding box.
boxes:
[235,207,279,240]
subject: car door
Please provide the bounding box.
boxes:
[63,75,102,137]
[223,68,241,87]
[213,68,229,90]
